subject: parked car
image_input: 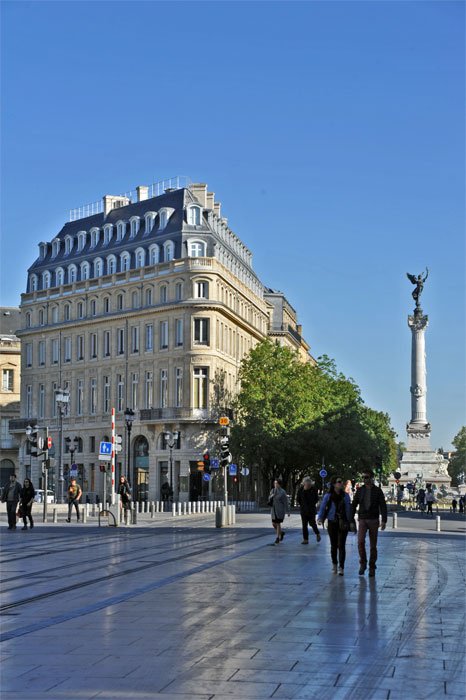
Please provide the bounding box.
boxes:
[34,489,55,503]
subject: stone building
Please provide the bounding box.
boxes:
[0,308,21,485]
[13,177,313,502]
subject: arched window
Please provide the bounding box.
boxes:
[160,285,167,303]
[90,228,100,248]
[65,235,74,255]
[103,224,113,245]
[42,270,51,289]
[38,309,44,325]
[25,312,31,328]
[39,242,47,259]
[77,231,87,251]
[188,240,205,257]
[55,267,64,286]
[148,244,159,265]
[80,261,90,280]
[51,306,58,323]
[135,247,145,268]
[130,217,140,238]
[52,238,61,258]
[132,290,139,308]
[68,264,77,283]
[93,258,103,277]
[103,296,110,313]
[194,279,209,299]
[29,274,38,292]
[116,221,126,241]
[164,240,174,262]
[64,303,71,321]
[144,212,156,234]
[159,210,168,230]
[117,293,124,311]
[145,287,153,306]
[120,251,131,272]
[106,255,117,275]
[187,205,202,226]
[175,281,183,301]
[90,299,97,316]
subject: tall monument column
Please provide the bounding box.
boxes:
[409,309,429,426]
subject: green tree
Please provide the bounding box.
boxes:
[448,427,466,485]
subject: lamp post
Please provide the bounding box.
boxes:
[124,407,135,493]
[164,430,179,501]
[65,436,79,483]
[55,388,70,504]
[25,425,33,480]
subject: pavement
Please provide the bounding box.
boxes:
[0,511,465,699]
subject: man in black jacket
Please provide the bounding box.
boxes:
[1,474,22,530]
[352,469,387,577]
[297,477,321,544]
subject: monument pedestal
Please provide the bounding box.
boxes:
[397,424,450,487]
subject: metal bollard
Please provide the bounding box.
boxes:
[182,502,187,515]
[215,506,223,528]
[82,507,86,523]
[187,502,191,515]
[436,515,441,532]
[172,503,176,516]
[53,508,58,523]
[150,502,154,518]
[392,513,397,529]
[92,503,96,517]
[232,504,236,524]
[177,502,182,516]
[131,507,137,525]
[221,506,228,527]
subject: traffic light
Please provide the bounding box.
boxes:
[219,436,231,468]
[114,435,123,454]
[27,425,43,457]
[203,451,211,473]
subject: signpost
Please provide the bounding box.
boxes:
[319,467,327,494]
[210,458,219,469]
[240,467,250,476]
[99,441,112,461]
[229,464,237,476]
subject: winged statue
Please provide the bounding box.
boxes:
[406,268,429,307]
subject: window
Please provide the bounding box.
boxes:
[144,371,153,408]
[107,255,117,274]
[64,337,72,362]
[90,333,98,358]
[159,210,168,230]
[117,293,124,311]
[103,376,111,413]
[77,379,84,416]
[131,372,139,409]
[80,262,90,280]
[104,225,113,245]
[26,385,32,417]
[89,435,96,452]
[90,299,96,316]
[51,306,59,323]
[164,241,174,261]
[77,335,84,360]
[160,369,168,408]
[194,318,209,345]
[131,290,139,308]
[145,324,153,351]
[175,368,183,407]
[145,287,153,306]
[117,328,125,355]
[103,330,111,357]
[160,320,168,349]
[78,231,86,251]
[64,304,71,321]
[56,268,64,286]
[93,258,103,277]
[42,271,51,289]
[25,343,32,367]
[90,378,97,415]
[77,301,84,319]
[135,247,145,268]
[189,241,205,257]
[149,244,159,265]
[51,338,59,364]
[104,297,110,313]
[175,319,183,347]
[65,235,73,254]
[131,326,139,353]
[187,206,201,225]
[130,217,140,238]
[117,221,125,241]
[145,212,156,234]
[38,384,45,419]
[26,312,31,328]
[52,239,61,258]
[193,368,208,409]
[117,374,124,411]
[194,280,209,298]
[29,274,38,292]
[120,252,130,271]
[38,340,46,365]
[175,282,183,301]
[2,369,13,392]
[160,285,167,303]
[38,309,44,326]
[68,265,77,283]
[90,228,100,248]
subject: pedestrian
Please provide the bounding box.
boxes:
[161,481,172,511]
[459,496,464,514]
[66,478,82,522]
[317,476,353,575]
[451,498,457,513]
[1,474,22,530]
[425,489,435,516]
[351,469,387,577]
[344,480,353,499]
[296,476,321,544]
[117,476,132,525]
[268,478,290,544]
[20,478,36,530]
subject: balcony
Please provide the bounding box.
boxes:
[9,418,38,433]
[139,408,213,422]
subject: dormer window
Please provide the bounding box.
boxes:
[55,267,64,286]
[159,210,168,230]
[149,244,159,265]
[39,242,47,259]
[116,221,126,242]
[130,217,140,238]
[144,212,157,234]
[77,231,87,251]
[29,274,38,292]
[65,235,73,255]
[93,257,103,277]
[163,240,174,262]
[135,247,145,268]
[52,238,61,259]
[187,205,202,226]
[188,240,206,257]
[68,264,77,283]
[107,254,117,275]
[42,271,51,289]
[120,251,131,272]
[80,261,90,280]
[103,224,113,245]
[90,228,100,248]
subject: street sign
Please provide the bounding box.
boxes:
[99,441,112,461]
[219,416,230,426]
[241,467,250,476]
[210,458,219,468]
[202,473,211,481]
[70,467,78,478]
[229,464,237,476]
[319,469,327,478]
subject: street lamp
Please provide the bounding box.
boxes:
[65,436,79,480]
[25,425,34,480]
[55,388,70,504]
[164,430,179,501]
[124,408,135,492]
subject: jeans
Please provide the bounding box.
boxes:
[327,520,348,568]
[22,503,33,527]
[68,499,80,520]
[6,501,18,528]
[358,519,380,568]
[301,513,319,540]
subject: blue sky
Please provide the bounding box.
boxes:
[1,1,464,450]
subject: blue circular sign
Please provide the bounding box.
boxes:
[202,473,211,481]
[319,469,327,478]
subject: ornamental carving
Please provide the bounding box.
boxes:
[410,384,424,397]
[408,314,429,331]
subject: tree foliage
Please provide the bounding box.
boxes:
[448,426,466,485]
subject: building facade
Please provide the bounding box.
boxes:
[0,308,21,486]
[13,178,313,502]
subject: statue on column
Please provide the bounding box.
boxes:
[406,268,429,308]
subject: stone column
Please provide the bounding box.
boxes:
[408,309,429,425]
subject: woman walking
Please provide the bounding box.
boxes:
[296,476,321,544]
[268,478,290,545]
[117,476,132,525]
[317,476,353,575]
[20,478,36,530]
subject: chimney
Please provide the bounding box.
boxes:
[103,195,130,216]
[136,185,149,202]
[297,324,302,335]
[190,183,207,208]
[214,201,222,218]
[206,191,215,210]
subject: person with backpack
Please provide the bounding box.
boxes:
[296,476,321,544]
[317,476,353,575]
[351,469,387,577]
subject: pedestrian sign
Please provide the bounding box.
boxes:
[202,473,211,481]
[210,458,219,469]
[99,441,112,461]
[319,469,327,478]
[229,464,237,476]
